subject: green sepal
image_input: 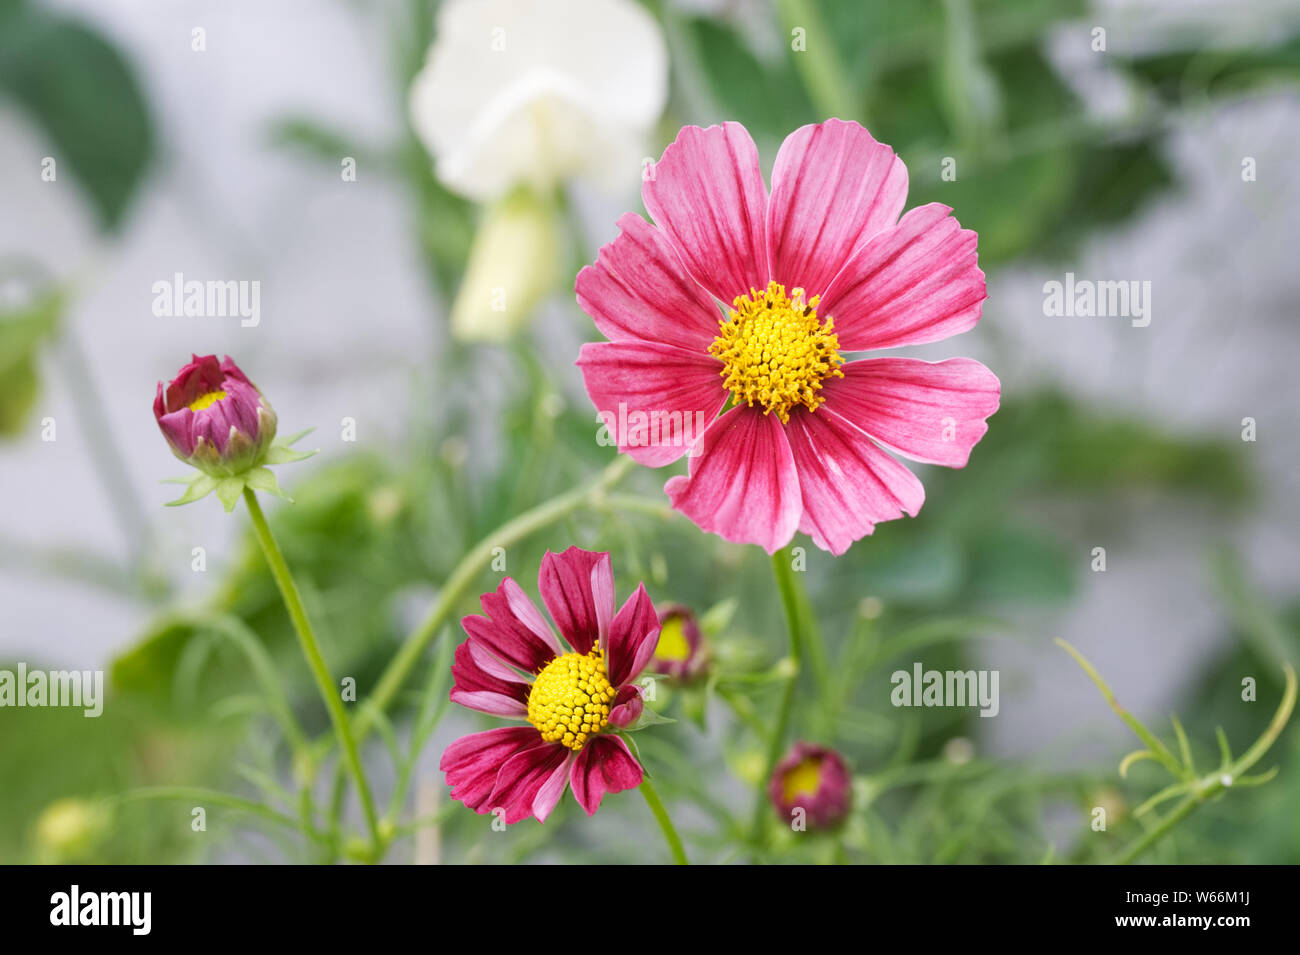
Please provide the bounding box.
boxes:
[215,477,245,512]
[165,473,218,507]
[622,702,676,733]
[264,444,317,465]
[245,466,291,501]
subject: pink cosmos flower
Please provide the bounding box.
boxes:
[769,742,852,828]
[576,120,1000,555]
[441,547,660,823]
[154,354,277,477]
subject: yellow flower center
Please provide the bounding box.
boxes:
[188,390,228,412]
[782,756,825,803]
[709,280,844,423]
[527,649,617,751]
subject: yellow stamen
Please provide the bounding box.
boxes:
[527,649,617,751]
[188,390,228,412]
[709,280,844,423]
[782,755,825,803]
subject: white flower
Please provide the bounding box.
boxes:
[450,189,560,342]
[409,0,668,202]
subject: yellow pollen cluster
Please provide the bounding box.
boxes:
[709,281,844,423]
[188,390,228,412]
[527,650,617,750]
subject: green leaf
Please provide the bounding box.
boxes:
[0,284,62,436]
[0,2,155,230]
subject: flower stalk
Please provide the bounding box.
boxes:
[750,545,805,845]
[1057,638,1297,865]
[243,488,383,859]
[639,777,689,865]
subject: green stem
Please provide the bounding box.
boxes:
[242,488,382,856]
[352,454,633,743]
[1113,795,1198,866]
[777,0,862,122]
[640,777,688,865]
[750,546,804,845]
[1108,663,1296,865]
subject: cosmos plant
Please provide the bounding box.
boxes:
[139,118,1294,866]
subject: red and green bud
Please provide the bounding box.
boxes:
[651,604,708,681]
[769,742,852,829]
[154,354,276,477]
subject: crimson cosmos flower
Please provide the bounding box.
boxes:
[576,119,999,555]
[441,548,660,823]
[153,354,276,477]
[769,742,852,828]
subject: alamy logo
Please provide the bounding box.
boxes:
[595,403,710,454]
[1042,272,1151,327]
[0,663,103,717]
[50,885,151,935]
[891,663,1000,717]
[152,272,261,327]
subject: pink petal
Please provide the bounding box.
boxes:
[538,548,614,655]
[440,726,541,814]
[823,358,1000,466]
[489,742,573,824]
[575,212,724,350]
[664,406,802,555]
[591,558,614,649]
[461,578,561,674]
[767,119,908,297]
[449,640,531,717]
[785,406,925,556]
[531,749,577,824]
[577,341,728,467]
[642,122,769,303]
[605,583,659,687]
[607,684,644,729]
[569,736,644,816]
[820,203,986,351]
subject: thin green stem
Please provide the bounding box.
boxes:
[640,777,688,865]
[242,488,382,856]
[352,454,634,743]
[1108,663,1296,865]
[1113,795,1199,866]
[750,546,804,845]
[1056,639,1187,780]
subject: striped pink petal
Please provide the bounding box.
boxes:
[440,726,543,815]
[822,358,1000,467]
[538,548,615,655]
[767,119,908,298]
[664,406,802,555]
[569,735,643,816]
[576,212,723,350]
[784,406,925,556]
[642,122,768,303]
[489,742,574,824]
[577,340,727,467]
[820,203,986,351]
